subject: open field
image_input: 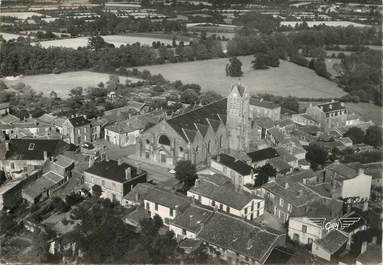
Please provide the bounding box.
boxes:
[281,21,371,27]
[0,12,43,19]
[37,34,174,49]
[1,71,141,98]
[132,55,347,98]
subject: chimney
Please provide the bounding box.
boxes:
[358,168,364,175]
[118,159,123,166]
[125,167,131,179]
[360,241,368,254]
[285,182,289,189]
[5,141,9,151]
[195,179,200,188]
[43,151,48,161]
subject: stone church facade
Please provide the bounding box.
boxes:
[136,83,278,168]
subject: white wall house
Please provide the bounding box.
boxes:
[143,187,190,225]
[210,157,255,186]
[288,217,325,246]
[187,177,264,221]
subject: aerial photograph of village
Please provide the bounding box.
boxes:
[0,0,381,264]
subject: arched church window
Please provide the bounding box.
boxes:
[179,147,184,152]
[146,139,150,144]
[159,135,171,146]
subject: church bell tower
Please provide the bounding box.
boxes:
[226,82,250,152]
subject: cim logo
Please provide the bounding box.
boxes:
[304,217,361,232]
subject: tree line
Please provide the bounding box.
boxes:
[0,35,223,76]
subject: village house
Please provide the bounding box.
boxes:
[143,186,190,225]
[22,155,74,204]
[0,138,72,177]
[105,121,142,147]
[210,153,256,186]
[247,147,280,168]
[311,230,349,262]
[169,204,214,240]
[187,174,265,221]
[305,101,348,132]
[0,102,10,115]
[197,211,285,265]
[325,162,372,205]
[83,159,147,203]
[249,98,281,122]
[261,170,343,223]
[62,116,92,145]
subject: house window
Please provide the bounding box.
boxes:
[182,229,186,235]
[146,202,150,210]
[211,201,215,207]
[293,233,299,241]
[170,208,174,217]
[280,198,284,207]
[288,203,292,212]
[198,195,201,201]
[28,143,35,150]
[244,207,248,215]
[251,201,254,211]
[11,162,15,169]
[179,147,183,153]
[226,206,230,213]
[308,238,313,245]
[145,151,150,159]
[223,166,227,173]
[257,202,261,209]
[155,203,158,211]
[302,225,307,233]
[219,204,223,211]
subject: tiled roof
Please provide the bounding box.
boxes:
[250,98,279,109]
[316,101,346,113]
[85,159,145,183]
[144,186,190,210]
[5,139,71,161]
[276,119,294,128]
[247,147,279,163]
[268,127,285,143]
[170,204,214,233]
[215,153,255,176]
[105,120,141,134]
[123,183,155,203]
[23,171,64,199]
[262,181,320,207]
[190,176,262,210]
[314,230,348,254]
[68,116,90,127]
[165,99,227,142]
[255,117,275,129]
[0,102,10,109]
[326,163,358,180]
[198,212,284,264]
[268,157,291,173]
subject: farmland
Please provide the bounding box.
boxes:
[0,32,22,41]
[132,55,347,98]
[36,34,175,49]
[1,71,141,98]
[281,21,371,28]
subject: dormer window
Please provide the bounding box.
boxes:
[28,143,35,150]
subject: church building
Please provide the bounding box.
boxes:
[136,82,278,168]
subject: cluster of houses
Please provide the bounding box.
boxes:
[0,83,381,264]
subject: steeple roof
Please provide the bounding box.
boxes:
[231,82,247,97]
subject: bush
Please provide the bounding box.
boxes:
[290,54,309,67]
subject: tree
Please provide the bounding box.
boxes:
[306,143,328,170]
[364,125,382,148]
[87,35,108,51]
[175,160,197,191]
[51,197,68,212]
[92,184,102,198]
[252,52,269,70]
[225,57,243,77]
[254,163,276,187]
[199,91,223,105]
[344,127,365,144]
[180,89,198,104]
[69,87,83,98]
[49,91,58,99]
[30,229,50,263]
